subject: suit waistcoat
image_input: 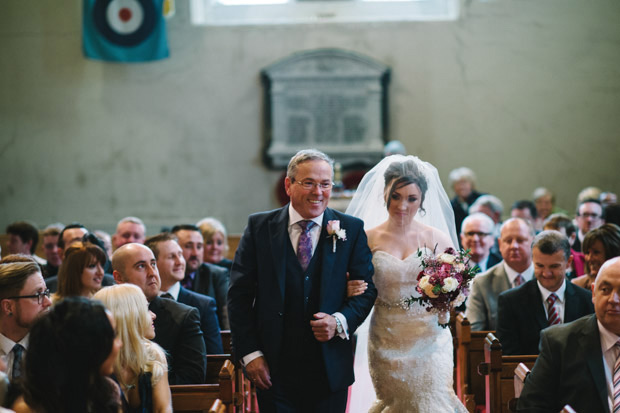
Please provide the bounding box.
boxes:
[279,238,324,384]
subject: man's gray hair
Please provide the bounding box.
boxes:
[469,195,504,216]
[532,230,571,261]
[461,212,495,235]
[286,149,334,180]
[532,187,554,202]
[449,167,477,186]
[116,216,146,232]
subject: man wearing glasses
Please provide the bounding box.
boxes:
[228,149,376,413]
[0,260,52,383]
[573,198,604,252]
[460,212,501,274]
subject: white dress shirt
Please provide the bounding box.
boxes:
[537,280,567,323]
[0,333,28,380]
[598,320,619,413]
[503,262,534,288]
[160,281,181,300]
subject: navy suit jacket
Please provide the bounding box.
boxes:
[497,278,594,355]
[149,296,206,384]
[228,206,377,392]
[177,286,224,354]
[192,263,230,330]
[517,314,609,412]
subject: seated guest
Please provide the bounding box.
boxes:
[0,261,52,385]
[460,213,501,273]
[53,241,106,302]
[41,224,63,278]
[112,217,146,251]
[572,223,620,289]
[466,218,534,331]
[171,225,229,330]
[5,222,45,267]
[543,213,585,278]
[532,187,555,222]
[57,223,88,259]
[13,297,122,413]
[196,217,233,270]
[517,257,620,412]
[449,167,484,244]
[510,200,538,230]
[145,233,223,354]
[573,198,604,252]
[94,284,172,413]
[497,230,594,355]
[112,243,206,385]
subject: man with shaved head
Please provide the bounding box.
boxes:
[518,257,620,412]
[112,243,206,384]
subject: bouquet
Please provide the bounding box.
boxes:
[403,246,477,327]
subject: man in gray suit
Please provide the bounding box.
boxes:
[465,218,535,331]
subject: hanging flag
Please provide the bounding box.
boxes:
[83,0,169,62]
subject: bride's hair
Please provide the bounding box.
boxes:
[384,159,428,212]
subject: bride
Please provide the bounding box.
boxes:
[346,155,467,412]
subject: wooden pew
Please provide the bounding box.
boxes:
[479,333,537,413]
[206,354,258,413]
[171,359,235,413]
[455,313,493,412]
[220,330,232,355]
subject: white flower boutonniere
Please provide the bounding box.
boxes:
[326,220,347,253]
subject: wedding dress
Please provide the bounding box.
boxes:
[346,154,466,412]
[363,250,467,413]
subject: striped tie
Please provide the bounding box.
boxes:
[514,273,525,287]
[613,341,620,412]
[546,293,561,326]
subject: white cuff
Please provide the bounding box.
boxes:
[241,350,263,367]
[333,312,349,340]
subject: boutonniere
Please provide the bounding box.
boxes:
[326,220,347,253]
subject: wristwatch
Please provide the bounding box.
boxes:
[334,315,344,335]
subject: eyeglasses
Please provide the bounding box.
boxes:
[464,231,492,238]
[7,289,51,305]
[294,180,333,191]
[579,213,601,219]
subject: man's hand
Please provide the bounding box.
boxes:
[311,312,337,342]
[245,356,272,390]
[346,272,368,298]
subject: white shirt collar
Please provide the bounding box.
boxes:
[0,332,28,356]
[598,320,620,354]
[503,261,534,284]
[160,281,181,301]
[537,279,567,303]
[288,204,324,229]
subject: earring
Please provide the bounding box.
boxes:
[8,312,12,316]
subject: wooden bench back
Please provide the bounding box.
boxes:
[481,333,537,413]
[172,359,234,413]
[455,313,493,411]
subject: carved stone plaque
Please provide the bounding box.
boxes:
[262,49,390,168]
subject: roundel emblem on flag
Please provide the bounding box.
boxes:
[93,0,157,47]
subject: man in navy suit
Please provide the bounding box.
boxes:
[497,230,594,355]
[145,232,223,354]
[228,149,377,413]
[517,257,620,412]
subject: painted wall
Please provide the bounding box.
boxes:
[1,0,619,236]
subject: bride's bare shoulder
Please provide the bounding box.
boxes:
[366,223,388,249]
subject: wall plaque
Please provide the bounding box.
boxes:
[262,48,390,168]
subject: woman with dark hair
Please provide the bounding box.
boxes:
[346,155,466,412]
[54,241,106,302]
[572,223,620,289]
[13,296,122,413]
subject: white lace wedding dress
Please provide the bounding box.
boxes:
[353,250,467,413]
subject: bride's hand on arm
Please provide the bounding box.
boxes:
[347,272,368,298]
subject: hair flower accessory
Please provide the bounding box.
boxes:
[403,246,477,327]
[326,220,347,253]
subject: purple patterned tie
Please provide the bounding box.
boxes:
[514,273,525,287]
[613,341,620,412]
[297,220,316,271]
[546,293,561,326]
